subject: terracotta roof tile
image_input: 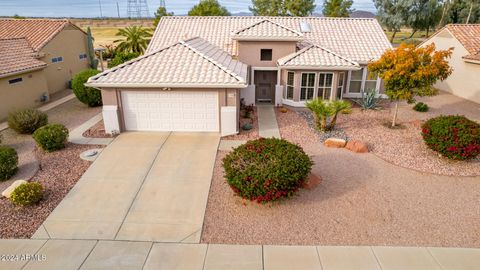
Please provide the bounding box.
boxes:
[446,24,480,60]
[277,44,360,69]
[0,19,75,51]
[87,37,248,88]
[0,38,47,78]
[149,16,392,63]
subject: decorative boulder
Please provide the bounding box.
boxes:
[324,138,347,148]
[345,140,369,153]
[2,180,27,198]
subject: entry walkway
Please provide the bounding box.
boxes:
[36,132,219,243]
[1,239,479,270]
[257,105,281,138]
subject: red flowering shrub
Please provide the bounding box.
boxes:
[421,115,480,160]
[222,138,312,203]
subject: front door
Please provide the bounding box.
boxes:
[254,70,277,104]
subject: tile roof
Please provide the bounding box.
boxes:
[277,44,360,69]
[149,16,392,63]
[0,38,47,78]
[233,19,303,41]
[446,24,480,62]
[87,37,248,88]
[0,19,81,51]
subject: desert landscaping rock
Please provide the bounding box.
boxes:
[224,107,259,141]
[345,140,369,153]
[297,110,349,142]
[302,173,322,190]
[2,180,27,198]
[324,138,347,148]
[83,121,115,138]
[0,143,101,238]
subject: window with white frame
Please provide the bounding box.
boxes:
[51,56,63,63]
[337,72,345,99]
[300,73,315,101]
[317,72,333,100]
[285,72,294,100]
[364,69,378,93]
[349,69,363,93]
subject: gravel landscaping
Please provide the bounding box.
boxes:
[0,98,101,194]
[0,143,101,238]
[201,109,480,247]
[223,107,259,141]
[337,108,480,176]
[83,121,115,138]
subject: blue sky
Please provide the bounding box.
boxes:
[0,0,376,18]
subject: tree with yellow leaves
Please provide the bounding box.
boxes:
[368,43,453,127]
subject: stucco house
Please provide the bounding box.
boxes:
[0,19,90,120]
[87,16,392,136]
[420,24,480,104]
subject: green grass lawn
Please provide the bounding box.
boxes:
[385,29,429,46]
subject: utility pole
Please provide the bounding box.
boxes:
[98,0,103,18]
[117,2,121,18]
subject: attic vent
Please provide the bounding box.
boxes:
[299,21,311,33]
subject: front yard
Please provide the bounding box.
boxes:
[0,98,102,238]
[201,93,480,247]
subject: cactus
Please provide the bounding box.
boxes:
[86,27,99,70]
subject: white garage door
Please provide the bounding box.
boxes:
[121,91,219,132]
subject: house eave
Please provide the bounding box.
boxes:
[463,58,480,65]
[0,65,46,79]
[85,82,248,89]
[277,65,361,71]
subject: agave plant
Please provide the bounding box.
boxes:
[354,89,378,110]
[306,98,352,131]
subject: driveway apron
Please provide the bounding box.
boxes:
[40,132,219,242]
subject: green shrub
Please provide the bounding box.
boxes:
[413,102,429,112]
[223,138,313,203]
[108,52,140,68]
[72,69,102,107]
[10,182,43,206]
[32,124,69,152]
[0,146,18,181]
[421,115,480,160]
[8,108,48,134]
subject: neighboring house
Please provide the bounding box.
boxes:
[420,24,480,104]
[87,16,391,136]
[0,19,90,120]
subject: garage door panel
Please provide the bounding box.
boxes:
[122,91,219,132]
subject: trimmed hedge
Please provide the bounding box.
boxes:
[421,115,480,160]
[8,108,48,134]
[10,182,43,206]
[0,146,18,181]
[33,124,69,152]
[72,69,102,107]
[413,102,429,112]
[223,138,312,203]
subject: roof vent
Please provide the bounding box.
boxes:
[299,21,311,33]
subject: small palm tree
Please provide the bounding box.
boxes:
[306,98,351,131]
[114,26,152,54]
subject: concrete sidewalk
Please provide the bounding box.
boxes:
[37,132,219,243]
[1,239,478,270]
[257,105,281,138]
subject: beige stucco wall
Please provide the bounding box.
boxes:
[421,29,480,103]
[237,41,297,67]
[40,25,90,94]
[0,70,48,121]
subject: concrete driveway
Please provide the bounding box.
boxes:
[37,132,219,243]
